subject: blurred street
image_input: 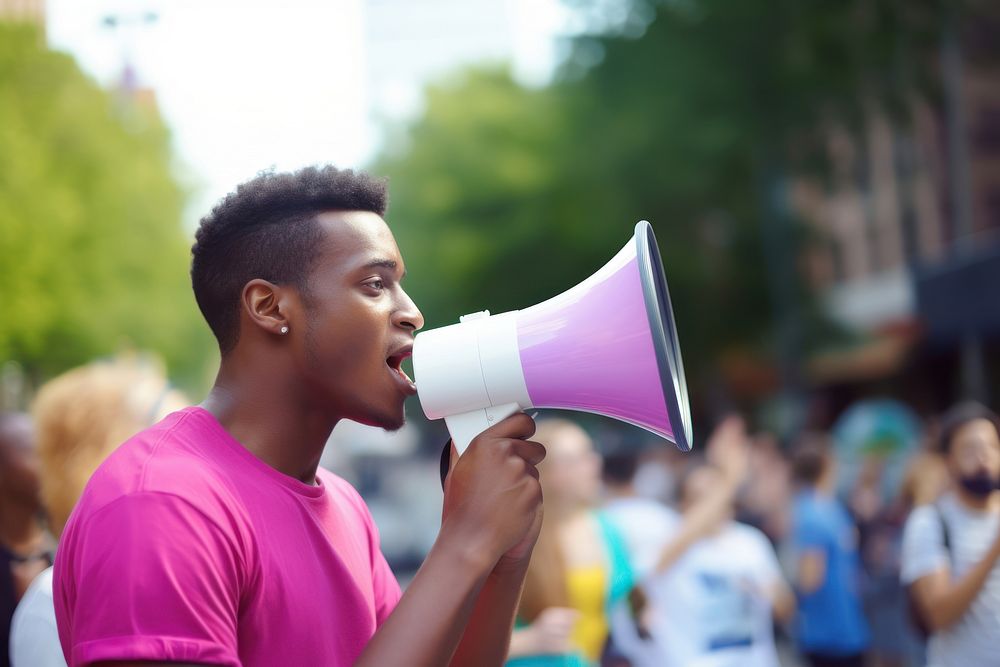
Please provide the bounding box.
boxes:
[2,1,1000,666]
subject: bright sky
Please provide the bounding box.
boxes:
[46,0,571,228]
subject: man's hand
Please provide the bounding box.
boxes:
[358,414,545,667]
[441,413,546,572]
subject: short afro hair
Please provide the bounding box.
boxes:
[191,165,387,353]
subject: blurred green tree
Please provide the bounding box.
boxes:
[374,0,951,395]
[0,23,212,389]
[374,65,769,389]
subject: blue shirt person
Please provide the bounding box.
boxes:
[789,438,869,667]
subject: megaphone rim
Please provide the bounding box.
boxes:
[635,220,693,452]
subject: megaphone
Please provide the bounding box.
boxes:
[412,220,692,454]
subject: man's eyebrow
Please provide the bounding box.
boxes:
[362,259,406,278]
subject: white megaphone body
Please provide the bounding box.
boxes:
[412,221,692,454]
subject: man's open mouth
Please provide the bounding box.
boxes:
[386,353,411,381]
[386,347,416,394]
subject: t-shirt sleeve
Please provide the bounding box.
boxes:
[61,492,243,667]
[901,505,949,585]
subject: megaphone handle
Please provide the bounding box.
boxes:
[445,402,523,455]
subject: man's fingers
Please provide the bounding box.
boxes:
[482,412,537,441]
[510,439,546,466]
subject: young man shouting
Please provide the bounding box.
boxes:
[53,166,545,667]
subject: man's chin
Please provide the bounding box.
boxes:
[352,408,406,433]
[379,415,406,432]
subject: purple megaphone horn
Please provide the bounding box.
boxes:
[412,220,693,454]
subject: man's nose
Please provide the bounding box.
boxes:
[395,290,424,332]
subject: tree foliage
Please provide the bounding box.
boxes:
[0,23,212,388]
[374,0,959,392]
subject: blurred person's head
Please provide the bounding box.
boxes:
[602,448,640,495]
[677,459,731,516]
[937,401,1000,503]
[790,433,837,493]
[632,448,683,503]
[190,166,423,431]
[32,356,187,537]
[534,419,602,512]
[0,412,40,509]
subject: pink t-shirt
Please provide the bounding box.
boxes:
[54,406,402,667]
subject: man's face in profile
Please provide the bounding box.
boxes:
[292,211,424,430]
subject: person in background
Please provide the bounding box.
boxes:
[0,412,48,667]
[790,436,869,667]
[507,419,634,667]
[604,418,793,667]
[849,454,925,667]
[9,356,187,667]
[901,401,1000,667]
[643,430,794,667]
[601,444,677,585]
[601,442,678,667]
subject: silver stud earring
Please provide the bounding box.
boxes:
[280,326,289,335]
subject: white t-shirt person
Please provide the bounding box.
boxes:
[10,567,65,667]
[901,492,1000,667]
[644,521,784,667]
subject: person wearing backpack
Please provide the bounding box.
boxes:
[901,401,1000,666]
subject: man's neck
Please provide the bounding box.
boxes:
[202,359,339,485]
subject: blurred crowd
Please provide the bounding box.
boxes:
[2,356,999,667]
[500,400,999,667]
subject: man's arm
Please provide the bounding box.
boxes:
[911,530,1000,631]
[446,434,547,667]
[356,414,544,667]
[449,560,530,665]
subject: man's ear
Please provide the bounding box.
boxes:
[241,279,292,337]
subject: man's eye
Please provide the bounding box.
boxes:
[366,279,385,291]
